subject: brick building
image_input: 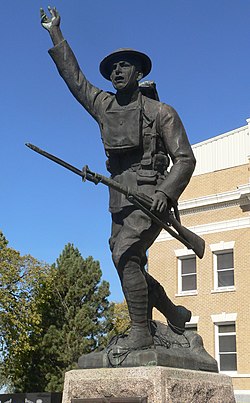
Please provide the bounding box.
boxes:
[148,119,250,396]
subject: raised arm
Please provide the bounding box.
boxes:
[40,7,106,121]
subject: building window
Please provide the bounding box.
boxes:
[216,323,237,372]
[178,256,197,293]
[214,250,234,289]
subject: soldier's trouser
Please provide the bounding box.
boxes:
[110,207,169,324]
[110,207,161,272]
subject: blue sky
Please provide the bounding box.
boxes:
[1,0,250,302]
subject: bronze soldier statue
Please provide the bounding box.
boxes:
[41,7,196,350]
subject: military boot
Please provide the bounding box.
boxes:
[146,273,191,335]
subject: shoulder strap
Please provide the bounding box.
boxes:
[140,97,158,170]
[156,104,162,137]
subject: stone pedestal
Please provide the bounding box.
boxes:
[62,367,236,403]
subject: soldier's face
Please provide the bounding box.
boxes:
[110,60,141,91]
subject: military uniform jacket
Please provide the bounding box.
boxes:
[49,40,196,213]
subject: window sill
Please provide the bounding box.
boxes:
[175,291,198,297]
[211,287,236,294]
[229,373,250,378]
[220,371,238,377]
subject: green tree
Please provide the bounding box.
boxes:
[33,243,113,392]
[108,300,130,339]
[0,230,51,392]
[0,234,113,393]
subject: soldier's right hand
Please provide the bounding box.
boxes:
[40,6,60,32]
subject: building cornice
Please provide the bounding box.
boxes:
[155,216,250,242]
[193,125,248,149]
[179,183,250,216]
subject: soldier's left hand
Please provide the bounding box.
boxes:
[151,192,168,214]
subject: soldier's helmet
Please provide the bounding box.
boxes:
[99,48,152,81]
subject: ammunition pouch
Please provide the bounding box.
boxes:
[153,153,170,175]
[136,169,158,185]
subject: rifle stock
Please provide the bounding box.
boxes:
[26,143,205,258]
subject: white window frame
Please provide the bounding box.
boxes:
[175,248,197,296]
[211,313,237,375]
[210,241,235,292]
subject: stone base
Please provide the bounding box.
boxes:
[62,367,236,403]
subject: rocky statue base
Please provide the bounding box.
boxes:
[78,321,218,372]
[62,367,236,403]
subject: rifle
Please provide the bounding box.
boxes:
[26,143,205,258]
